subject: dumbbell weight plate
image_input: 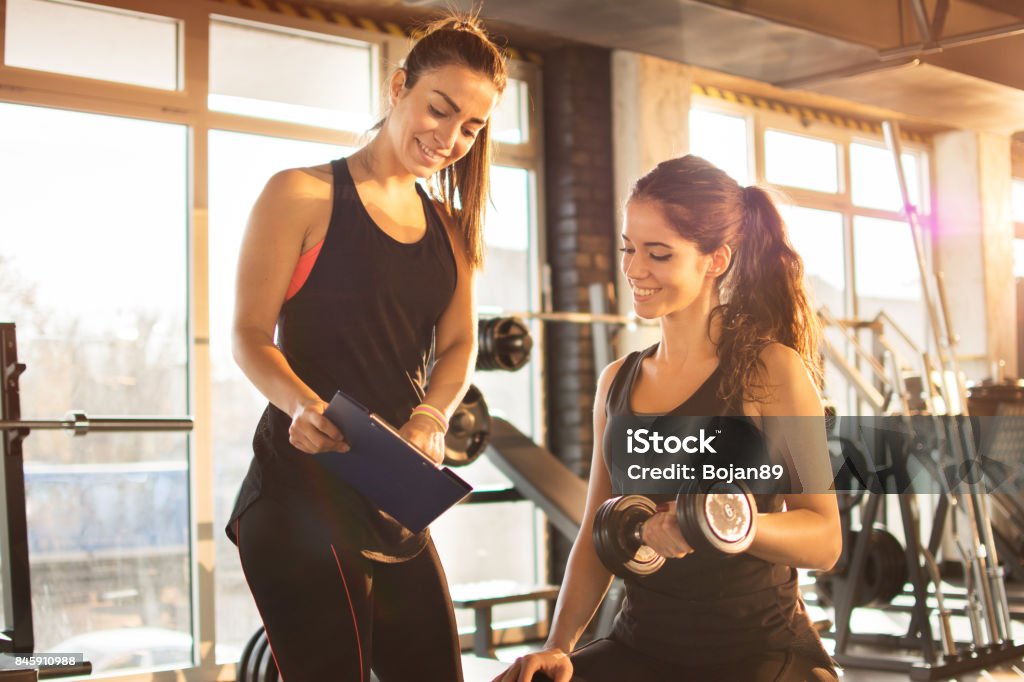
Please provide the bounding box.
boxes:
[443,384,491,467]
[676,481,756,554]
[245,628,269,682]
[593,495,665,578]
[237,627,263,682]
[476,317,533,372]
[257,631,279,682]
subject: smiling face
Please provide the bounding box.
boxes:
[385,63,499,178]
[621,199,731,320]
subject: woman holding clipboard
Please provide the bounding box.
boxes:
[226,16,507,682]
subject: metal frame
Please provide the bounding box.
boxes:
[0,324,196,676]
[0,323,34,655]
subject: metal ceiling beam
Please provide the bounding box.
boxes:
[880,21,1024,59]
[909,0,933,44]
[774,58,921,89]
[931,0,950,42]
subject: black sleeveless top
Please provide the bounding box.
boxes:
[226,158,458,562]
[603,345,834,670]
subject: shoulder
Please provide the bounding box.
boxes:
[596,353,633,400]
[430,199,458,239]
[262,166,331,201]
[754,342,821,417]
[430,198,471,264]
[757,343,805,380]
[247,166,333,249]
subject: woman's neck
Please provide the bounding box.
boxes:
[349,133,417,193]
[655,294,721,367]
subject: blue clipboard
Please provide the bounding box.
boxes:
[317,391,472,533]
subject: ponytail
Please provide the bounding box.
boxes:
[713,185,822,404]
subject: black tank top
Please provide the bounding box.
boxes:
[227,158,458,562]
[603,345,834,669]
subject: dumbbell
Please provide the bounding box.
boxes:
[592,481,757,578]
[443,384,491,467]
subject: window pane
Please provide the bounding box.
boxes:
[765,130,839,193]
[1013,179,1024,224]
[209,18,375,131]
[780,206,848,413]
[492,78,529,144]
[208,131,352,662]
[851,142,924,212]
[853,216,926,350]
[779,206,845,313]
[432,502,545,632]
[688,108,750,186]
[5,0,180,89]
[474,166,537,436]
[0,102,190,673]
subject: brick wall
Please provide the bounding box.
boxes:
[542,45,617,581]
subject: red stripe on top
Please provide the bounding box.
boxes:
[285,239,324,302]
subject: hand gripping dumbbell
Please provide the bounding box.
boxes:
[592,481,758,578]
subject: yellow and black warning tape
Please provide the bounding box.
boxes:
[211,0,543,64]
[692,84,931,145]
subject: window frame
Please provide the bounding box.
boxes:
[691,95,933,322]
[0,1,547,679]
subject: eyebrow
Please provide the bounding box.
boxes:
[433,89,486,126]
[621,235,673,249]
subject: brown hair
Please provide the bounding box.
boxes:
[391,15,507,269]
[629,155,822,405]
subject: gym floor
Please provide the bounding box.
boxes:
[466,583,1024,682]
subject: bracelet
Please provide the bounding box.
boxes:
[412,404,448,433]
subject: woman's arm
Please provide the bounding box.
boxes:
[745,343,841,571]
[232,169,346,454]
[398,210,478,462]
[494,359,625,682]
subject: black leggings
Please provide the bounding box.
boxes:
[236,491,462,682]
[534,638,837,682]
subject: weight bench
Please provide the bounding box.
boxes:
[449,580,559,657]
[485,418,588,543]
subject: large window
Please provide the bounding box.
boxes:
[209,17,376,131]
[5,0,181,89]
[1,2,545,678]
[0,102,191,674]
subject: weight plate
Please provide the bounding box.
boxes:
[676,481,757,555]
[237,627,263,682]
[593,496,664,578]
[443,385,492,467]
[245,629,268,682]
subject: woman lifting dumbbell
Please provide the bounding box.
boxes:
[495,155,841,682]
[226,16,507,682]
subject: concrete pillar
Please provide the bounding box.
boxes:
[933,130,1016,380]
[611,51,696,351]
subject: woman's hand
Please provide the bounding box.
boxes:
[640,502,694,559]
[288,400,349,454]
[492,647,572,682]
[399,414,446,465]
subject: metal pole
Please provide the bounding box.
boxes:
[0,414,193,435]
[883,120,1010,645]
[0,323,34,653]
